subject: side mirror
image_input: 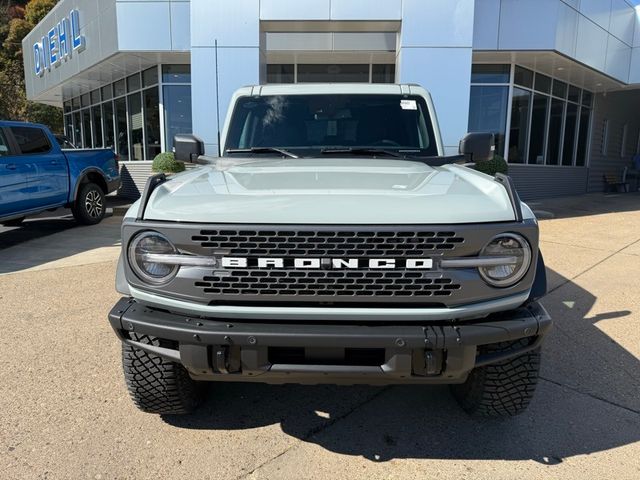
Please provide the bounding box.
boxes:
[174,134,204,163]
[459,132,495,163]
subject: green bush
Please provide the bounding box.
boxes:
[152,152,185,174]
[474,154,508,176]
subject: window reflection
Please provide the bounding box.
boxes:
[508,88,531,164]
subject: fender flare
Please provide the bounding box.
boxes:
[527,251,548,302]
[72,167,108,202]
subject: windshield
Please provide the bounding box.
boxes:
[224,94,439,157]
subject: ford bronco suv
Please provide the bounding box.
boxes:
[109,84,550,417]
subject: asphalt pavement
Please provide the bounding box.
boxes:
[0,193,639,479]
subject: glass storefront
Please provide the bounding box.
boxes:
[63,65,192,160]
[469,64,593,167]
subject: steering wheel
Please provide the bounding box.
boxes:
[371,139,401,147]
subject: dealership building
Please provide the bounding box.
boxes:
[23,0,640,199]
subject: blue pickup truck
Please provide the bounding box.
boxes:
[0,121,120,226]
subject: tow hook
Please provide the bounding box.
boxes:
[213,346,230,374]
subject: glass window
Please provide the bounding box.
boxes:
[72,96,81,110]
[372,64,396,84]
[103,101,115,151]
[224,94,439,157]
[297,64,370,83]
[534,73,551,94]
[546,98,564,165]
[576,107,591,166]
[9,126,51,154]
[468,85,509,158]
[90,89,101,105]
[81,93,90,108]
[162,65,191,83]
[514,66,533,88]
[114,79,126,97]
[64,114,73,143]
[82,108,92,148]
[471,64,510,84]
[528,93,549,164]
[143,87,161,159]
[582,90,593,107]
[101,85,112,101]
[127,73,141,93]
[127,92,144,160]
[143,67,158,88]
[562,103,578,165]
[266,64,295,84]
[64,101,72,114]
[163,85,192,152]
[115,97,129,160]
[508,88,531,163]
[0,129,10,156]
[72,111,82,145]
[91,105,103,148]
[552,80,567,99]
[568,85,580,103]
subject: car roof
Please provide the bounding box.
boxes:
[0,120,48,129]
[234,83,429,97]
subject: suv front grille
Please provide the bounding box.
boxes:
[195,270,461,298]
[192,229,464,257]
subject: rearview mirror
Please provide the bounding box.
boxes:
[174,134,204,163]
[459,132,495,163]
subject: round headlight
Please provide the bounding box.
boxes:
[128,231,178,285]
[479,233,532,287]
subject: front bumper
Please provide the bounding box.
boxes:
[108,298,551,385]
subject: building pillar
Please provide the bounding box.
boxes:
[398,0,475,155]
[191,0,263,155]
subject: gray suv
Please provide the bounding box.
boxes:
[109,84,551,417]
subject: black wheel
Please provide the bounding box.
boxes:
[2,216,25,227]
[122,333,205,415]
[450,338,541,417]
[72,182,105,225]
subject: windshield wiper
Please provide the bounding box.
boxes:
[320,147,407,158]
[226,147,299,159]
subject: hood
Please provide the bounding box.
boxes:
[142,158,518,224]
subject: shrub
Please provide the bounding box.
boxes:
[152,152,185,174]
[474,154,508,176]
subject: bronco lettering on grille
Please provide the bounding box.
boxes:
[221,257,434,270]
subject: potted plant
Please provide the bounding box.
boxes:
[473,154,508,176]
[152,152,186,175]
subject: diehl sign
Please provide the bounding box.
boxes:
[33,9,85,77]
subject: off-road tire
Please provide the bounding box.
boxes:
[2,216,25,227]
[122,333,204,415]
[72,182,105,225]
[450,338,541,417]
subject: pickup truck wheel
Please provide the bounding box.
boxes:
[2,217,25,227]
[450,338,541,417]
[122,333,204,415]
[72,182,105,225]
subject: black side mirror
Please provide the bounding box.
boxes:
[459,132,495,163]
[174,134,204,163]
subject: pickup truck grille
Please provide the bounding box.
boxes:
[195,270,461,298]
[190,228,465,302]
[192,229,464,257]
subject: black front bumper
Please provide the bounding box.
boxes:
[108,298,552,385]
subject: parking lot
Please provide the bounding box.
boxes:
[1,194,639,480]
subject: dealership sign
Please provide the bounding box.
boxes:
[33,9,85,77]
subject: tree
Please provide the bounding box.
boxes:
[0,0,62,131]
[24,0,55,26]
